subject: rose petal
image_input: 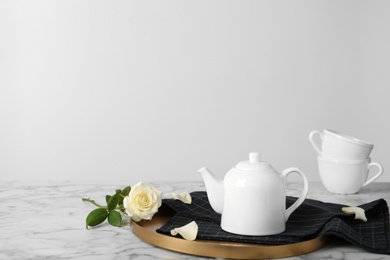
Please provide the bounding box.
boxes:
[342,206,368,222]
[170,221,198,241]
[172,192,192,204]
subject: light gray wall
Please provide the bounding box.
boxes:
[1,0,389,183]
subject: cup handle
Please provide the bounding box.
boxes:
[362,162,383,187]
[282,167,309,221]
[309,130,323,156]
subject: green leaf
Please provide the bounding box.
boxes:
[118,196,124,206]
[108,210,122,227]
[107,193,120,212]
[121,186,131,196]
[105,195,111,204]
[118,186,131,205]
[86,208,108,229]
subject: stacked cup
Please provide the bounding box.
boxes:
[309,129,383,194]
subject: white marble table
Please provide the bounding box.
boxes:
[1,181,390,260]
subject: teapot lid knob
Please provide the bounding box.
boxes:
[249,152,261,162]
[235,152,274,172]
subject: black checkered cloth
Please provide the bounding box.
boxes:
[157,191,390,254]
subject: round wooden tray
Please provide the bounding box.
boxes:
[131,204,329,259]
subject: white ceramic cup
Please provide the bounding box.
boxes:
[309,129,374,160]
[317,156,383,194]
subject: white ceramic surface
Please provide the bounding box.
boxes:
[318,156,383,194]
[309,129,374,160]
[198,152,309,236]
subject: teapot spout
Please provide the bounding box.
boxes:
[197,167,224,214]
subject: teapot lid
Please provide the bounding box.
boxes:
[235,152,275,172]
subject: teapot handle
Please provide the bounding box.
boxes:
[282,167,309,221]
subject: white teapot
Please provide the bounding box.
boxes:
[197,152,309,236]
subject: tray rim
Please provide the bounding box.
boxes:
[130,203,329,259]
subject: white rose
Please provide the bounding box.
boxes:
[124,182,162,222]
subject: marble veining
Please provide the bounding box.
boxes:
[0,181,389,260]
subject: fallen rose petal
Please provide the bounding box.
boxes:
[172,192,192,204]
[170,221,198,241]
[342,206,368,222]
